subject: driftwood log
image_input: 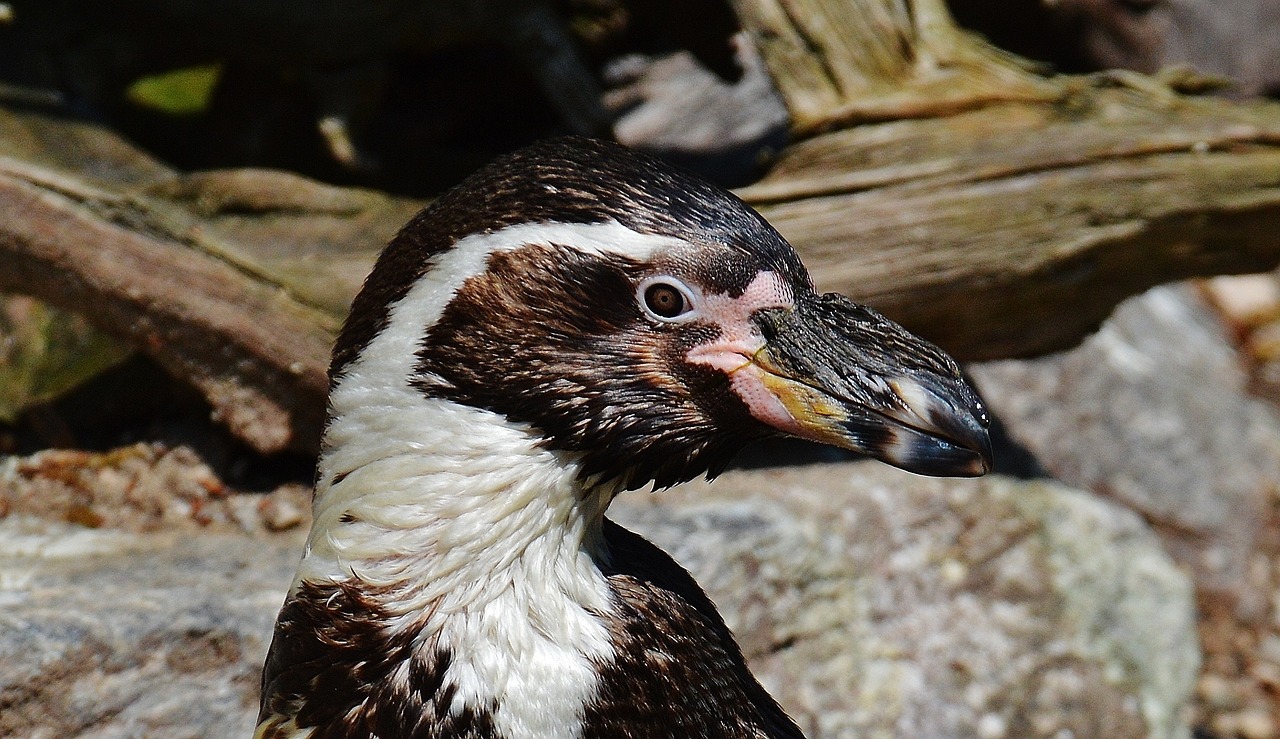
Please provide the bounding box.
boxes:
[0,109,418,452]
[736,0,1280,358]
[2,0,1280,454]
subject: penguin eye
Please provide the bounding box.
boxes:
[638,277,697,322]
[645,284,685,317]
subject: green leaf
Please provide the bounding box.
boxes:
[125,64,222,117]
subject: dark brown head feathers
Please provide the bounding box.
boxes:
[411,242,763,490]
[332,137,807,384]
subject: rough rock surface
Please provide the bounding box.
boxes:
[971,282,1280,735]
[0,462,1197,738]
[613,464,1198,739]
[0,516,304,738]
[971,284,1280,607]
[604,33,790,185]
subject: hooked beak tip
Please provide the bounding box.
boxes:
[892,423,993,478]
[878,377,993,477]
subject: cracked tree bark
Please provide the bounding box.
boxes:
[2,0,1280,453]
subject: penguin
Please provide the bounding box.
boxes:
[257,136,992,739]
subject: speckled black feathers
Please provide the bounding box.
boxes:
[258,581,499,739]
[259,526,806,739]
[585,520,806,738]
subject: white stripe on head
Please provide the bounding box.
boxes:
[335,220,686,404]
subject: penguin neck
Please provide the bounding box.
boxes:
[296,383,623,739]
[301,384,619,619]
[300,228,632,615]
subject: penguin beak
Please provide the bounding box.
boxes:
[742,294,992,477]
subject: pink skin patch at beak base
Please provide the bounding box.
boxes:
[684,271,829,440]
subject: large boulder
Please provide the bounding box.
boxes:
[971,285,1280,609]
[0,516,302,738]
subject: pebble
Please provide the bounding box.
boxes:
[1252,320,1280,361]
[1236,707,1279,739]
[258,488,306,531]
[1198,673,1240,709]
[1203,274,1280,328]
[1250,660,1280,689]
[1260,634,1280,664]
[976,713,1006,739]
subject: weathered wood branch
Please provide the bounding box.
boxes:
[0,109,419,453]
[725,0,1280,356]
[0,167,325,454]
[732,0,1058,133]
[746,86,1280,358]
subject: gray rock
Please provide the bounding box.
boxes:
[0,463,1197,738]
[0,515,303,738]
[971,285,1280,607]
[603,33,790,186]
[614,463,1198,739]
[1159,0,1280,99]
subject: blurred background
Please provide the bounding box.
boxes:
[1,1,1279,737]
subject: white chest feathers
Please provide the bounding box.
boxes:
[297,381,618,739]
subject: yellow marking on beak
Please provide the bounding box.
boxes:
[724,344,771,375]
[757,371,849,445]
